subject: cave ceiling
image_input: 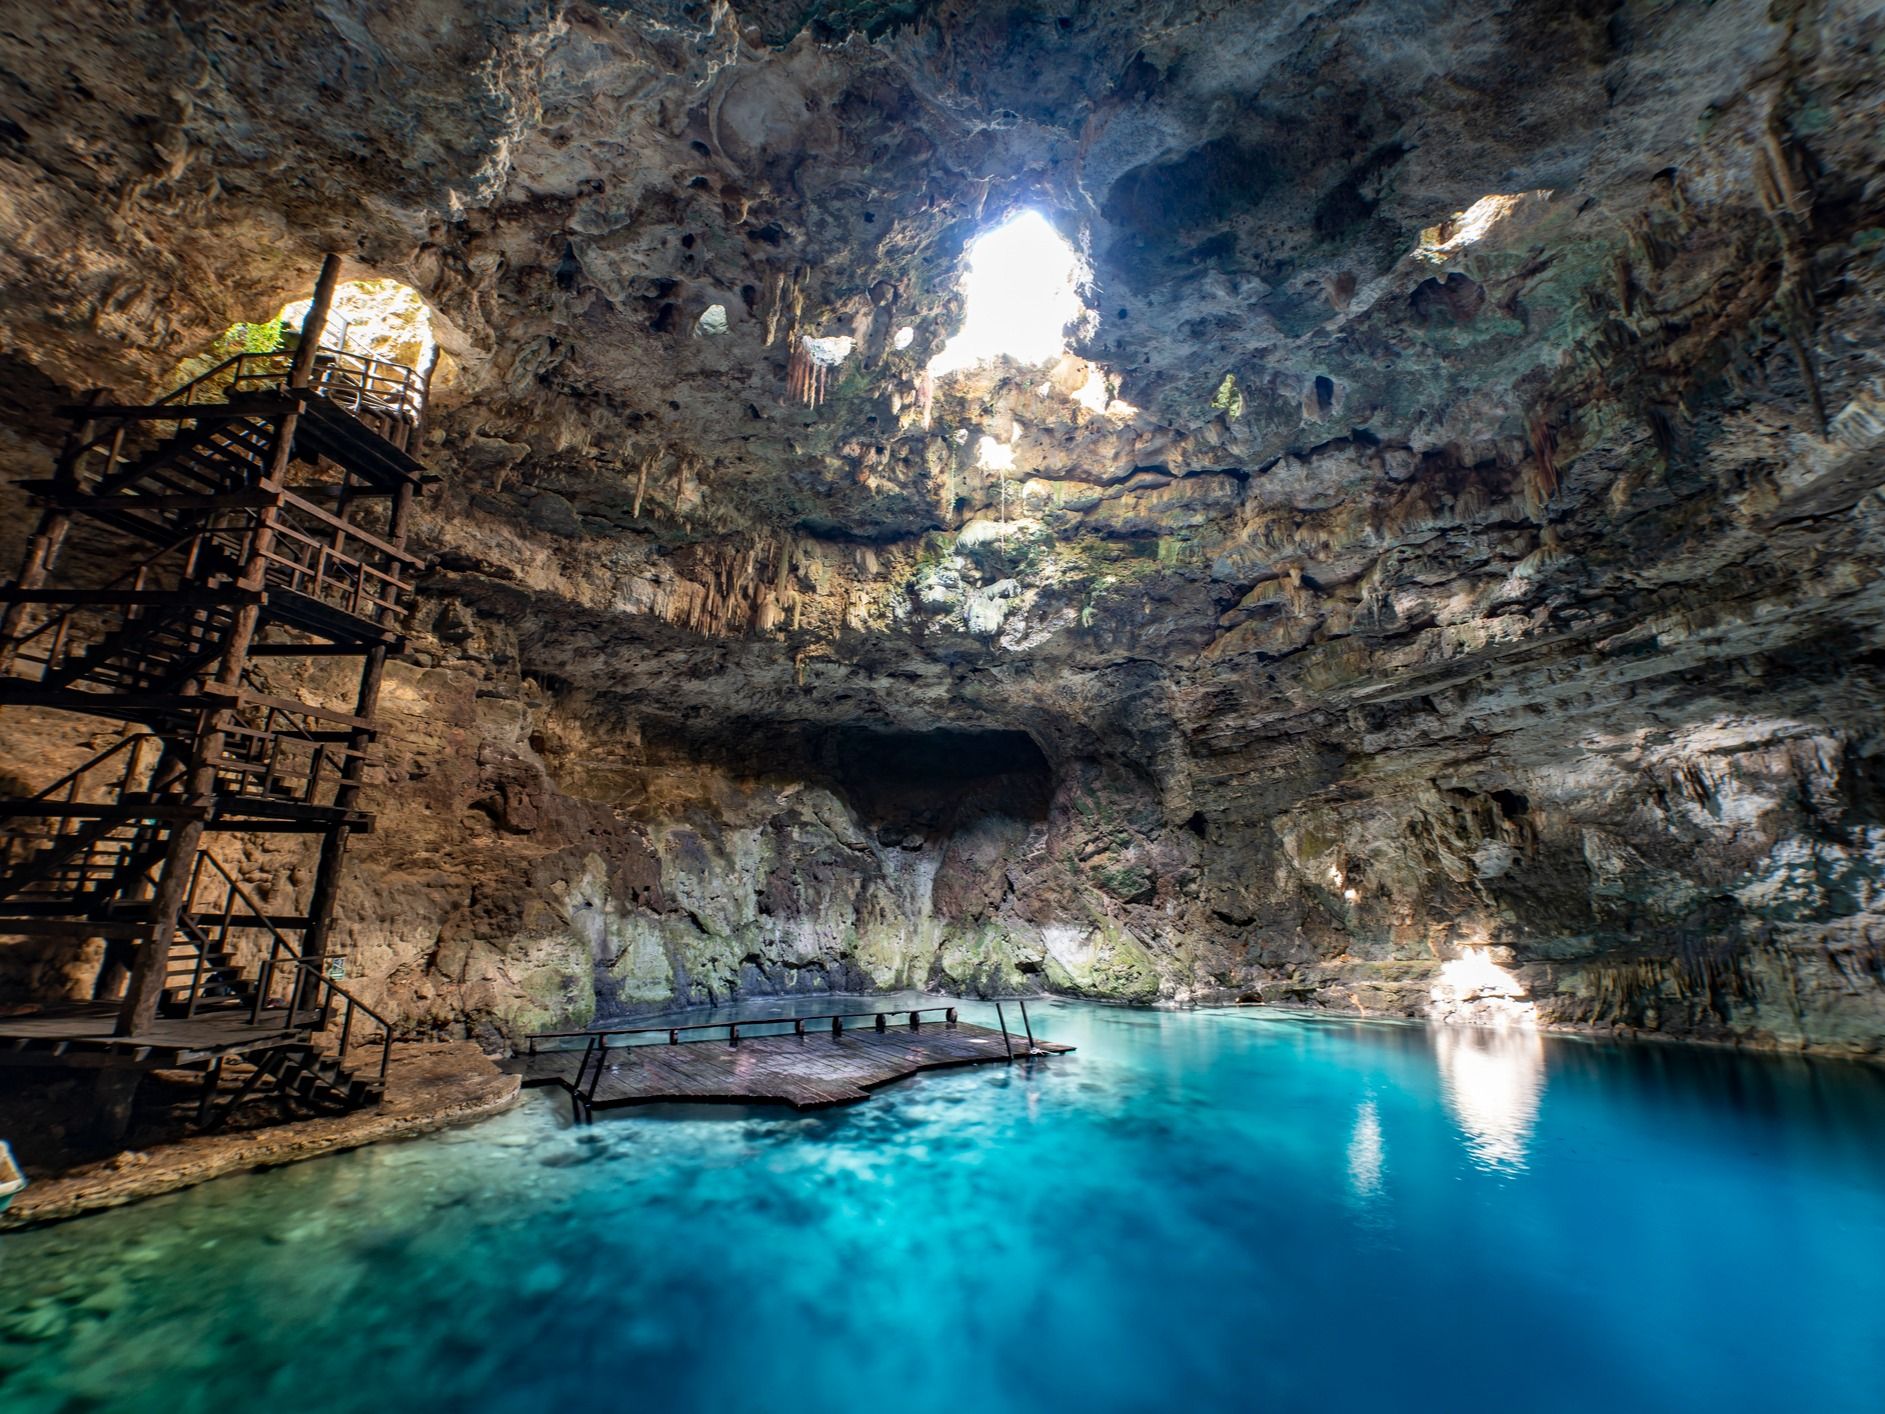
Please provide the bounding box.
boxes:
[1,0,1880,765]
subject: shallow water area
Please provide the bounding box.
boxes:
[3,999,1882,1414]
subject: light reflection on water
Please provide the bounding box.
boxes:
[1432,1022,1546,1173]
[1,1000,1882,1414]
[1346,1096,1385,1200]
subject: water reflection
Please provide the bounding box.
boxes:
[1346,1098,1385,1201]
[1433,1024,1546,1173]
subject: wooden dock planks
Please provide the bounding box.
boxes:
[515,1020,1073,1112]
[0,1003,307,1068]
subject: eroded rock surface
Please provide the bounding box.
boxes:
[2,1,1883,1053]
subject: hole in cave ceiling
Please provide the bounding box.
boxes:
[1416,191,1548,264]
[928,209,1086,377]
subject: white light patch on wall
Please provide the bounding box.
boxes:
[1417,191,1548,263]
[893,325,915,350]
[929,210,1084,377]
[803,334,855,366]
[977,433,1016,471]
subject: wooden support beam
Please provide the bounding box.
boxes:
[289,255,344,389]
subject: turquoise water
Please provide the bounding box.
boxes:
[3,999,1883,1413]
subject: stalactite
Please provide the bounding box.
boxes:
[762,271,786,347]
[1525,410,1559,517]
[632,452,653,519]
[786,334,833,410]
[787,334,812,406]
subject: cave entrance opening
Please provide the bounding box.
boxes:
[927,210,1085,377]
[279,277,439,375]
[926,209,1133,419]
[167,275,451,396]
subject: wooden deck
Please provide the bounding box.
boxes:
[513,1019,1072,1112]
[0,1003,305,1069]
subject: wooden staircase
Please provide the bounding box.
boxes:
[0,255,425,1142]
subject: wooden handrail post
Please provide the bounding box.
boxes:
[995,1002,1014,1062]
[1019,998,1036,1054]
[574,1033,598,1092]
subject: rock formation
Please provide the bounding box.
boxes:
[3,0,1882,1054]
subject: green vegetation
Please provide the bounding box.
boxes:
[164,317,285,392]
[1210,372,1244,418]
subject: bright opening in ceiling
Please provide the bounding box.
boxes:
[928,210,1084,378]
[280,278,438,373]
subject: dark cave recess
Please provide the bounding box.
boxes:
[638,718,1054,831]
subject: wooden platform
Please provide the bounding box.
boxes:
[512,1020,1072,1112]
[0,1003,305,1069]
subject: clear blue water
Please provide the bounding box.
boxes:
[3,998,1883,1414]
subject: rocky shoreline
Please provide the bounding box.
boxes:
[1,1042,519,1230]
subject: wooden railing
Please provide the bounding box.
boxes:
[170,851,390,1081]
[0,742,176,886]
[527,1005,975,1108]
[14,732,167,811]
[58,402,281,504]
[149,348,425,426]
[0,822,169,912]
[5,498,415,677]
[213,698,370,811]
[49,341,429,498]
[280,956,394,1083]
[172,850,290,1020]
[264,490,418,625]
[304,348,427,428]
[1,532,230,682]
